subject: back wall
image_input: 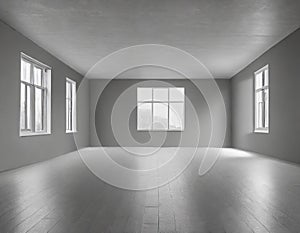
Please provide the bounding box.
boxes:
[90,79,231,147]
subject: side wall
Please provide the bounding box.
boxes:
[90,79,231,147]
[0,21,89,171]
[231,29,300,163]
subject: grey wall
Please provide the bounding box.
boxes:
[90,79,231,147]
[231,29,300,163]
[0,20,89,172]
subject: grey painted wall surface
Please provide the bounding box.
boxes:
[90,79,231,147]
[231,29,300,163]
[0,21,89,171]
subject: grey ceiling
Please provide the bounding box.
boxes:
[0,0,299,79]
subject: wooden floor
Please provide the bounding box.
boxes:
[1,148,300,233]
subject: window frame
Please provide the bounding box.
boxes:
[254,64,269,134]
[65,78,77,133]
[19,53,52,137]
[137,87,185,131]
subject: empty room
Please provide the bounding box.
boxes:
[0,0,299,232]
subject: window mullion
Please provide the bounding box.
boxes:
[261,70,266,128]
[44,87,47,131]
[41,88,45,131]
[24,83,28,130]
[40,70,45,131]
[167,88,170,130]
[151,88,153,130]
[72,85,76,131]
[31,65,36,132]
[70,84,73,131]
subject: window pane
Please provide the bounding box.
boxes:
[169,88,184,101]
[69,99,72,130]
[66,98,72,131]
[264,69,269,86]
[169,103,184,130]
[66,99,70,130]
[255,72,263,89]
[137,88,152,102]
[153,88,168,102]
[264,89,269,128]
[153,103,168,130]
[34,67,42,86]
[256,91,264,128]
[71,83,76,131]
[20,83,26,130]
[26,85,32,130]
[258,102,263,128]
[21,60,31,83]
[35,88,43,131]
[137,103,152,130]
[66,82,71,99]
[66,79,76,132]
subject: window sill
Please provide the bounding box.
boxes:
[137,129,184,132]
[254,129,269,134]
[20,131,51,137]
[66,130,77,134]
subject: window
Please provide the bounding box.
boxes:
[66,78,77,133]
[20,53,51,136]
[254,65,269,133]
[137,87,185,131]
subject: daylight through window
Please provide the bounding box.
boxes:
[20,53,51,136]
[254,65,269,133]
[137,87,185,131]
[66,78,77,133]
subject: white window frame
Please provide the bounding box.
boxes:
[66,78,77,133]
[254,65,269,133]
[137,87,185,131]
[19,53,51,137]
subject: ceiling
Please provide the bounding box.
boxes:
[0,0,299,79]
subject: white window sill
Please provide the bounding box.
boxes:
[254,128,269,134]
[20,131,51,137]
[66,130,77,134]
[137,129,184,132]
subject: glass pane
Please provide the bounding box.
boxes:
[264,69,269,86]
[153,88,168,102]
[66,99,70,130]
[256,91,264,128]
[66,80,76,131]
[34,67,42,86]
[21,59,31,83]
[137,103,152,130]
[35,88,43,131]
[153,103,168,130]
[255,72,263,89]
[258,102,263,128]
[264,89,269,128]
[137,88,152,102]
[26,85,32,130]
[255,92,259,128]
[169,103,184,130]
[169,88,184,101]
[71,82,76,131]
[69,99,72,130]
[20,83,26,130]
[66,82,71,99]
[66,99,73,131]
